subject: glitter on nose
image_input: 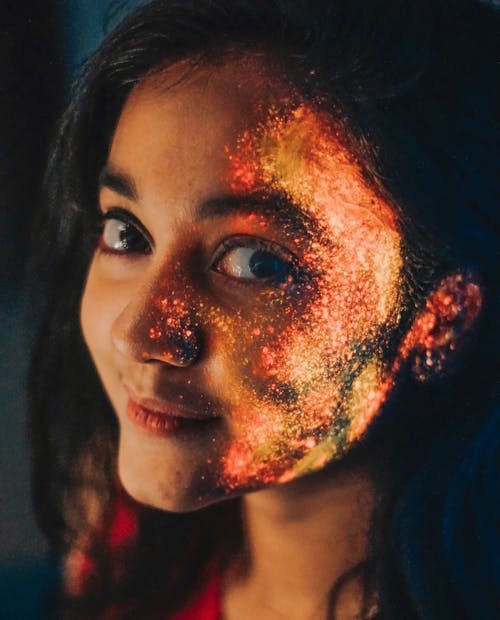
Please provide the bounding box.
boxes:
[149,327,163,340]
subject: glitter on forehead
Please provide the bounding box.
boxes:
[227,105,398,228]
[224,137,259,194]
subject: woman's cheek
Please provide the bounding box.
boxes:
[215,259,399,490]
[80,261,125,380]
[215,312,334,488]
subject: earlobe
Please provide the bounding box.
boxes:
[404,272,482,382]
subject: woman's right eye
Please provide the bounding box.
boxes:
[98,212,151,255]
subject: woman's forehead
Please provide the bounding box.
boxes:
[124,55,298,141]
[112,56,399,234]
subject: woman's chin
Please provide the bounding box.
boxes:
[118,466,205,513]
[116,441,224,513]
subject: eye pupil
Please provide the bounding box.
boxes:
[119,225,141,250]
[249,250,285,278]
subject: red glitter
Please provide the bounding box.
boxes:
[149,327,162,340]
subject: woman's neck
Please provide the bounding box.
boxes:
[223,464,376,620]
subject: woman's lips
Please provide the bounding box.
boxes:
[125,391,220,438]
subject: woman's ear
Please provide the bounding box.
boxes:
[402,272,482,382]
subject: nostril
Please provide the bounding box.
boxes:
[164,325,201,366]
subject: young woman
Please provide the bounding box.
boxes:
[28,1,499,618]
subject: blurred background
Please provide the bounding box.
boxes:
[0,2,144,617]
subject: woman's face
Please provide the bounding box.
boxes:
[81,58,404,511]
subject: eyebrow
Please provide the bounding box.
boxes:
[198,192,319,237]
[98,164,139,202]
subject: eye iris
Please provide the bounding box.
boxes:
[249,250,285,278]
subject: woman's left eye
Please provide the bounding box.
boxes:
[212,238,297,285]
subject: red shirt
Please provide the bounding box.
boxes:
[170,575,221,620]
[70,490,223,619]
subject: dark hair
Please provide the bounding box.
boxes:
[28,1,499,618]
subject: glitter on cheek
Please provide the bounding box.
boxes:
[216,294,376,489]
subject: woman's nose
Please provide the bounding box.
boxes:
[111,283,202,367]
